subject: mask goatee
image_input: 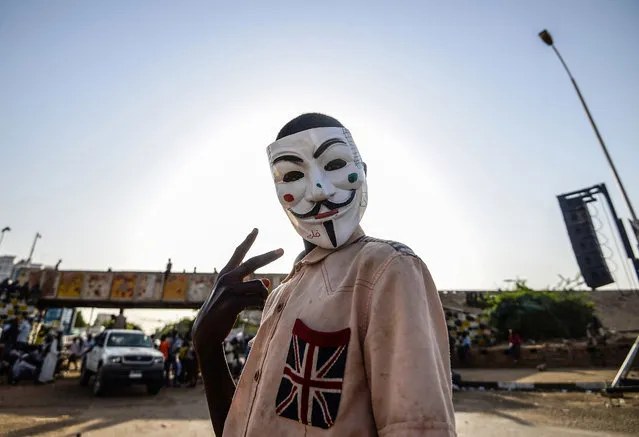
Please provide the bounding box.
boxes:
[323,220,337,248]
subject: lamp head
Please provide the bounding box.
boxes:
[539,29,554,46]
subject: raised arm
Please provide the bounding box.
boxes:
[192,229,283,436]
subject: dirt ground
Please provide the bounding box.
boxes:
[453,388,639,435]
[0,376,638,437]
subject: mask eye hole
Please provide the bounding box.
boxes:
[324,159,346,171]
[283,171,304,182]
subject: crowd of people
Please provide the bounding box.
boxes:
[0,278,40,306]
[152,328,254,386]
[0,316,71,385]
[2,324,206,388]
[156,330,198,387]
[1,276,251,389]
[224,332,254,380]
[451,328,523,365]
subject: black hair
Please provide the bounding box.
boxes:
[276,113,344,140]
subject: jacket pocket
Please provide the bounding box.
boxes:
[275,318,350,429]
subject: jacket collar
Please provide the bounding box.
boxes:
[285,227,366,280]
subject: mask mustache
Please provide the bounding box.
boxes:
[288,190,356,219]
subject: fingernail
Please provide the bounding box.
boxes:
[275,248,284,255]
[252,228,258,234]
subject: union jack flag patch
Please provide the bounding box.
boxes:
[275,319,350,429]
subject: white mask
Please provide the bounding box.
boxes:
[267,127,368,249]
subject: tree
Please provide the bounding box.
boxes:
[74,311,88,328]
[488,279,595,341]
[101,317,143,332]
[153,317,195,339]
[125,322,144,331]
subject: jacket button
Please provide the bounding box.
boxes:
[276,303,285,312]
[254,370,260,382]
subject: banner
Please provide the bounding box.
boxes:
[134,273,164,301]
[163,273,189,301]
[57,272,84,299]
[82,272,113,300]
[187,273,217,303]
[36,269,287,307]
[41,270,59,298]
[110,273,137,300]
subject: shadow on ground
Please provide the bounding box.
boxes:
[453,390,539,426]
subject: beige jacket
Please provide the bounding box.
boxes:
[224,228,456,437]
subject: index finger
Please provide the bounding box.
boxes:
[220,228,259,275]
[232,248,284,280]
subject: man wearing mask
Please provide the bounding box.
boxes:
[193,113,456,437]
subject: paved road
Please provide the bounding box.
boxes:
[1,379,637,436]
[457,368,619,384]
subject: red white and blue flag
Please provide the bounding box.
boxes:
[275,319,350,429]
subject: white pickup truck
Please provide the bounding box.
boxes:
[80,329,165,396]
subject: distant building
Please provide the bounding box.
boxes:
[0,255,15,282]
[5,259,45,284]
[13,259,43,273]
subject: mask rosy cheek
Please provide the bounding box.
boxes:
[283,194,295,203]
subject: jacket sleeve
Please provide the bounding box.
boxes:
[363,254,456,437]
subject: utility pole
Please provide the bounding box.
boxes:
[0,226,10,250]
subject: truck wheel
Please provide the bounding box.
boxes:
[93,366,106,396]
[147,383,162,395]
[79,360,92,386]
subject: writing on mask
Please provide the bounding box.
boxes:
[307,230,321,239]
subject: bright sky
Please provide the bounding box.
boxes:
[1,2,638,332]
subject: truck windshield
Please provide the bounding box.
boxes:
[106,332,153,348]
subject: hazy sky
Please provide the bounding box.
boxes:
[1,1,638,330]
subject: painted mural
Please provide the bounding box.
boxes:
[40,269,59,298]
[56,272,84,299]
[82,272,113,300]
[110,273,136,300]
[134,273,163,301]
[163,273,188,301]
[445,308,497,346]
[187,273,217,303]
[26,269,285,306]
[27,270,43,289]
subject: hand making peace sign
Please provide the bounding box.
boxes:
[192,229,284,348]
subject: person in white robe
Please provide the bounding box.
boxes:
[38,331,59,383]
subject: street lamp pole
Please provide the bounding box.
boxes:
[539,29,639,244]
[26,232,42,265]
[0,226,10,250]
